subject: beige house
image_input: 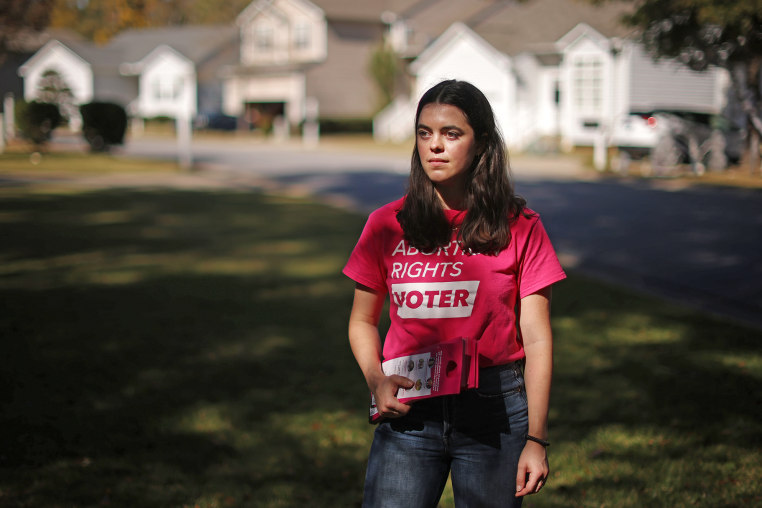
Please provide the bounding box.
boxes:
[221,0,500,132]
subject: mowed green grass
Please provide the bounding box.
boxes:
[0,149,180,174]
[0,163,760,507]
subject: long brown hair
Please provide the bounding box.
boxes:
[396,80,527,254]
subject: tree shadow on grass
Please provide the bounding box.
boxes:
[543,274,762,507]
[0,188,371,506]
[3,184,760,507]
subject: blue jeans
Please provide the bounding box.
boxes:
[362,362,528,508]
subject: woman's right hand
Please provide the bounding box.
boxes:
[348,284,413,419]
[369,374,414,418]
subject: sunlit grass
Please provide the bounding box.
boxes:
[0,175,760,507]
[0,150,180,174]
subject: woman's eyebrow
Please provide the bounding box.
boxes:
[416,123,464,132]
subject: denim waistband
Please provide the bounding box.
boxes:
[477,360,523,386]
[479,360,523,374]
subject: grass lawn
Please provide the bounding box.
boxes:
[0,158,760,507]
[0,149,181,175]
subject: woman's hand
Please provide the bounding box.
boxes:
[368,372,414,418]
[515,286,553,497]
[515,440,549,497]
[348,283,413,419]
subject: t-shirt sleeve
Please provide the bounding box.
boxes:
[518,216,566,298]
[342,211,388,292]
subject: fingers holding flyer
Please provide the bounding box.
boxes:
[370,374,414,418]
[368,338,478,423]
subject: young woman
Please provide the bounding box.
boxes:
[343,80,566,507]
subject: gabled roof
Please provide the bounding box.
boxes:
[311,0,419,23]
[556,22,610,52]
[393,0,502,56]
[107,25,237,65]
[237,0,324,26]
[310,0,493,34]
[119,44,193,76]
[469,0,634,56]
[238,0,289,26]
[18,38,109,76]
[410,22,510,74]
[310,0,630,58]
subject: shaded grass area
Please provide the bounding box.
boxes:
[1,186,369,507]
[1,182,760,507]
[546,277,762,507]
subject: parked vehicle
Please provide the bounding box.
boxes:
[611,110,742,174]
[194,113,238,131]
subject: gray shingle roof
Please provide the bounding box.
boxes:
[312,0,418,22]
[396,0,502,56]
[107,25,238,64]
[310,0,632,57]
[313,0,492,27]
[470,0,635,56]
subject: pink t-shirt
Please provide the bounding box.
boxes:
[343,197,566,367]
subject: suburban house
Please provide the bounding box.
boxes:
[221,0,501,132]
[15,0,729,156]
[18,25,237,130]
[15,0,524,135]
[374,0,729,156]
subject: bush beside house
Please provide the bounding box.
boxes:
[14,100,62,147]
[79,102,127,152]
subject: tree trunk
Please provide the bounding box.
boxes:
[730,62,762,173]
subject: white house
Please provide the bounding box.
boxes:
[119,45,197,120]
[375,0,729,156]
[18,39,99,130]
[373,21,520,145]
[18,25,237,130]
[18,40,94,106]
[409,23,515,143]
[555,23,726,152]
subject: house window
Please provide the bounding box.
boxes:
[152,76,182,101]
[573,57,602,114]
[256,25,274,51]
[294,23,310,49]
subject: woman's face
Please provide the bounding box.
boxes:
[416,103,478,193]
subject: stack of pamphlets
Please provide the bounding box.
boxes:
[369,337,479,423]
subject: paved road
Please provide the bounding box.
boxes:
[518,179,762,329]
[121,137,762,329]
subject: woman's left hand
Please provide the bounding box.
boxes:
[515,440,549,497]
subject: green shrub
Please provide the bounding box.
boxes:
[15,100,63,146]
[79,102,127,152]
